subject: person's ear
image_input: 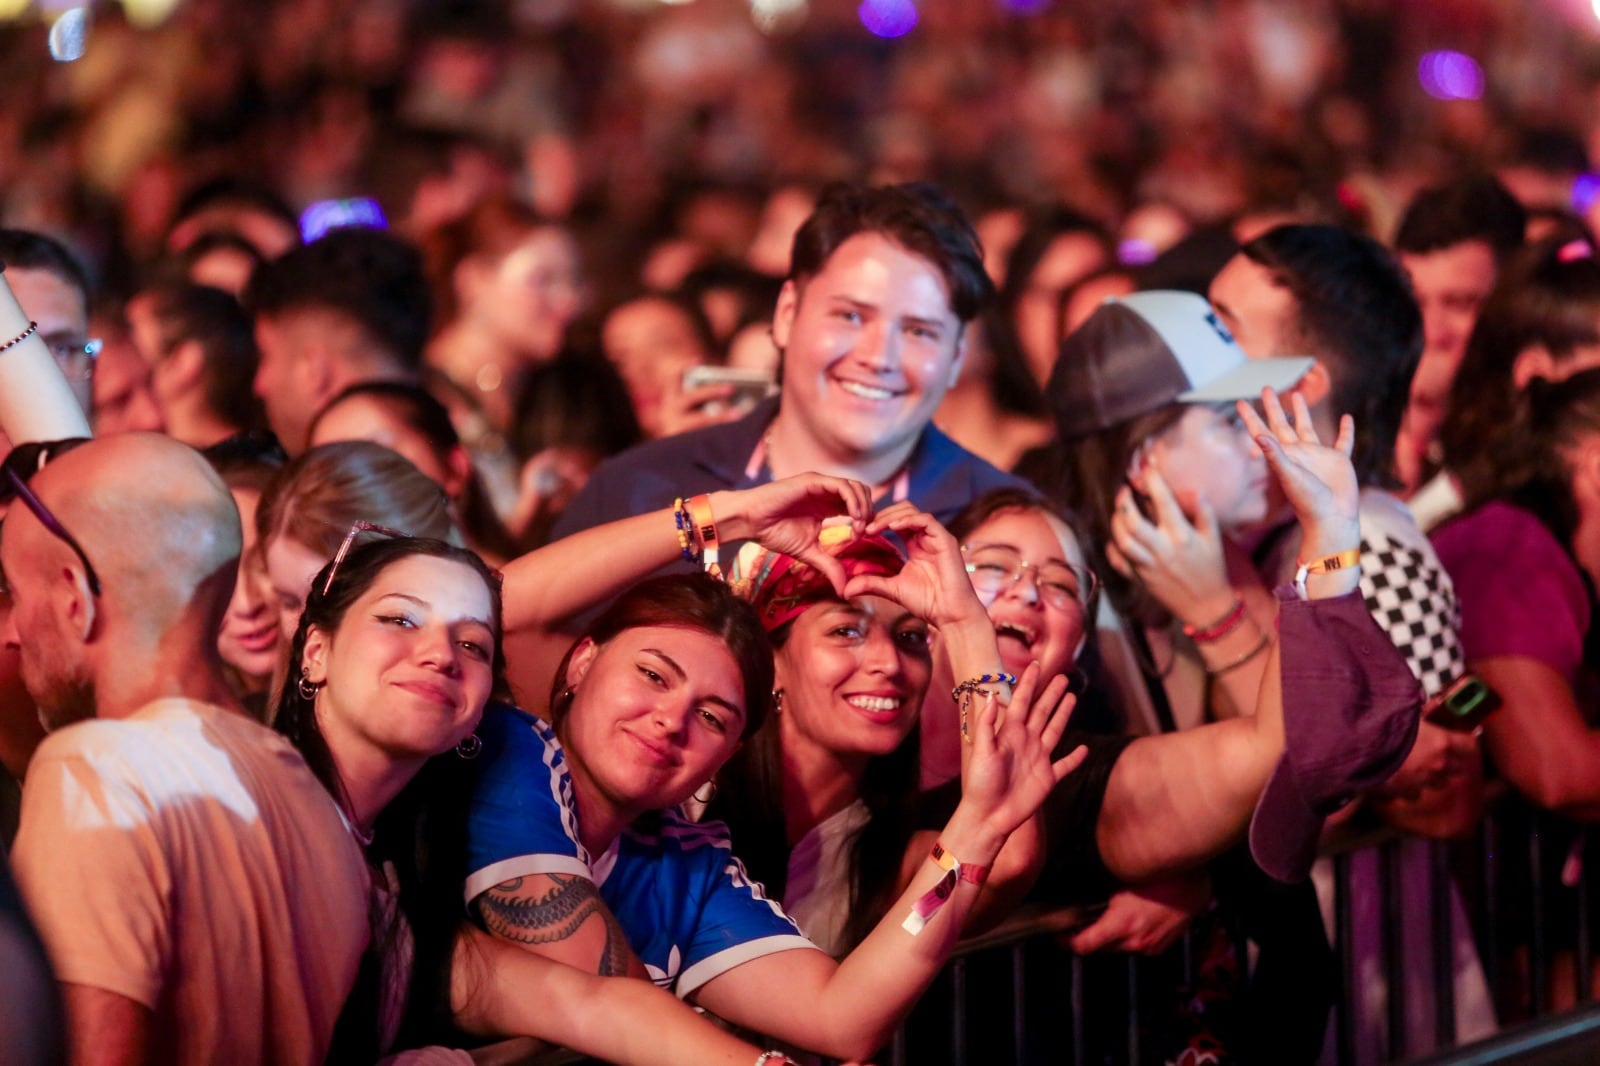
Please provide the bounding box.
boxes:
[55,563,98,644]
[945,327,970,389]
[1513,345,1560,390]
[301,625,331,686]
[156,339,207,397]
[770,280,800,352]
[442,444,473,500]
[1290,360,1332,407]
[454,256,490,314]
[564,637,599,690]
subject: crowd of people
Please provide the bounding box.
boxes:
[0,1,1599,1064]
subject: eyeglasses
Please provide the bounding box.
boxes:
[46,337,101,382]
[3,465,102,597]
[962,544,1095,612]
[322,521,410,596]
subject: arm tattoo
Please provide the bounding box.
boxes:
[477,875,631,976]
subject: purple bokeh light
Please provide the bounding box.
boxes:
[1573,173,1600,215]
[859,0,917,38]
[1417,51,1485,101]
[1000,0,1049,14]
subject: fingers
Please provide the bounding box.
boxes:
[1051,743,1089,784]
[800,547,851,599]
[1289,391,1320,443]
[1066,910,1121,955]
[1141,465,1191,529]
[865,499,922,535]
[1236,398,1269,440]
[841,572,896,602]
[1334,412,1355,457]
[1259,387,1295,440]
[1039,690,1077,754]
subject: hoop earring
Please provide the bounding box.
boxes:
[455,733,483,760]
[693,779,719,805]
[298,672,321,700]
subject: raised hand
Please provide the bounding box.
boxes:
[1108,464,1235,627]
[719,475,873,597]
[846,502,987,629]
[1236,389,1360,558]
[962,662,1087,840]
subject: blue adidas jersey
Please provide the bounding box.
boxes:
[463,703,819,995]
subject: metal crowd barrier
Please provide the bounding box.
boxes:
[511,790,1598,1065]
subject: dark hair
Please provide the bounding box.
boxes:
[788,183,994,324]
[511,352,642,463]
[0,229,91,305]
[1394,176,1526,266]
[1505,369,1600,545]
[1240,225,1422,488]
[419,196,569,328]
[275,537,506,1056]
[143,282,264,432]
[984,205,1113,414]
[712,615,922,954]
[1042,405,1187,628]
[548,573,773,743]
[1444,238,1600,512]
[244,228,432,372]
[309,381,520,561]
[170,178,298,244]
[202,430,287,496]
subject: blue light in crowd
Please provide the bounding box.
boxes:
[1417,51,1484,101]
[1574,174,1600,215]
[859,0,917,38]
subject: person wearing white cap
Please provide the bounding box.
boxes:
[1044,288,1313,731]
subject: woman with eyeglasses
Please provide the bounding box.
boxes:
[273,534,811,1064]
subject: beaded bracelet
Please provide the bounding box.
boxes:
[0,321,38,354]
[951,671,1018,743]
[753,1053,797,1066]
[671,497,696,565]
[1182,598,1246,643]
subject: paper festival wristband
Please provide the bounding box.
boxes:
[685,493,722,580]
[1293,547,1361,599]
[901,841,990,936]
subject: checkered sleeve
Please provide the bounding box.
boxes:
[1358,531,1466,699]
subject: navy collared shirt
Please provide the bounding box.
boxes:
[550,397,1029,558]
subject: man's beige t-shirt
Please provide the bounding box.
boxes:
[12,699,370,1065]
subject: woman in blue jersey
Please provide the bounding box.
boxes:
[275,534,800,1064]
[463,505,1084,1062]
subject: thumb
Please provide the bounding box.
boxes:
[1067,910,1117,955]
[842,572,896,602]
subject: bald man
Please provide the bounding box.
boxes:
[1,434,368,1066]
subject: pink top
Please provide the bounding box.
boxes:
[1432,501,1590,684]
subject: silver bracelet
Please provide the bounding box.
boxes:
[0,321,38,353]
[754,1052,797,1066]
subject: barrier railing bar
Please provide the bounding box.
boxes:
[1124,956,1140,1066]
[1010,944,1025,1066]
[1069,954,1085,1066]
[1578,840,1592,1005]
[1531,827,1548,1015]
[1431,840,1457,1048]
[950,957,967,1066]
[1383,840,1407,1061]
[1336,850,1356,1066]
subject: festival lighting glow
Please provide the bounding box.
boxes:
[1417,51,1485,101]
[859,0,916,39]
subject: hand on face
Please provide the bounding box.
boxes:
[961,661,1085,842]
[1237,389,1360,558]
[850,502,988,630]
[1108,464,1234,627]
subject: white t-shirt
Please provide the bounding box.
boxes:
[12,698,370,1066]
[783,800,871,958]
